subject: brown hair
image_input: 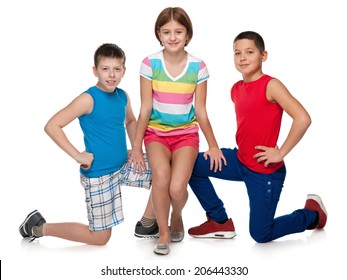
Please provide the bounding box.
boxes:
[154,7,193,46]
[94,43,126,67]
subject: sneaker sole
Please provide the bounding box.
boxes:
[307,194,327,228]
[134,233,159,239]
[19,210,39,237]
[307,194,327,215]
[189,231,236,239]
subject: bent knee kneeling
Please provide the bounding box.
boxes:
[94,237,110,245]
[92,231,111,245]
[250,230,272,243]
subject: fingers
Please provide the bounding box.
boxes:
[255,145,267,151]
[205,149,227,172]
[132,161,143,175]
[80,163,91,170]
[209,157,214,171]
[128,158,147,175]
[222,155,227,167]
[256,155,267,162]
[209,156,225,172]
[253,145,283,167]
[136,161,147,175]
[213,157,222,172]
[77,152,94,169]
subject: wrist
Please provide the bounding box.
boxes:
[209,145,219,150]
[131,146,143,153]
[72,152,81,162]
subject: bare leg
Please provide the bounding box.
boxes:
[170,147,198,231]
[141,192,156,220]
[146,142,172,244]
[44,223,111,245]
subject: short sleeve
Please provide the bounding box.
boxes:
[197,60,209,84]
[139,57,152,80]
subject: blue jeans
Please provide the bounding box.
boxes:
[188,148,317,243]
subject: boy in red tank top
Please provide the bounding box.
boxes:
[187,31,327,242]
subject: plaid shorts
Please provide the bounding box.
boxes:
[80,171,124,232]
[119,154,152,189]
[80,155,152,231]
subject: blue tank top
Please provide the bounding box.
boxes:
[78,86,128,177]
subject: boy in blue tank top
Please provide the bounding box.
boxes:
[19,43,151,245]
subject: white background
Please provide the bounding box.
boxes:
[1,0,346,279]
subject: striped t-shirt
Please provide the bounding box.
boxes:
[140,50,209,136]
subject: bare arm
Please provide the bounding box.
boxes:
[124,91,137,150]
[254,79,311,166]
[128,76,153,172]
[195,81,227,171]
[44,93,94,169]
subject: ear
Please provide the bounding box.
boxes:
[261,51,268,62]
[92,66,97,77]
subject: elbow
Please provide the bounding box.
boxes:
[297,112,311,130]
[44,122,50,135]
[194,108,208,122]
[126,118,136,127]
[139,109,152,122]
[44,121,54,137]
[304,114,312,129]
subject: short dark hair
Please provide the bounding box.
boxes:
[154,7,193,46]
[94,43,126,67]
[234,31,265,54]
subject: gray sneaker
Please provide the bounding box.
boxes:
[134,221,159,238]
[19,210,46,240]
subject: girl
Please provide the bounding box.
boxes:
[129,7,226,255]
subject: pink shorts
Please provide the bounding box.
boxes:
[144,130,199,152]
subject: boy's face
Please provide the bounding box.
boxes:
[233,39,267,81]
[93,56,125,93]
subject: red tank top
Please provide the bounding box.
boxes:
[231,75,284,174]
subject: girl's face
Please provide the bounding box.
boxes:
[233,39,267,81]
[93,57,125,93]
[157,19,188,53]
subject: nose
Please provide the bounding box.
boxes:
[240,53,246,61]
[109,70,115,77]
[169,32,176,41]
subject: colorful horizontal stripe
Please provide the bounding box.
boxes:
[140,50,209,136]
[147,125,199,136]
[153,91,193,105]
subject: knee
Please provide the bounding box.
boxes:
[169,182,187,201]
[90,230,111,245]
[249,228,272,243]
[152,173,170,189]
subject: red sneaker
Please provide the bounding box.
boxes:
[304,194,327,229]
[188,216,236,239]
